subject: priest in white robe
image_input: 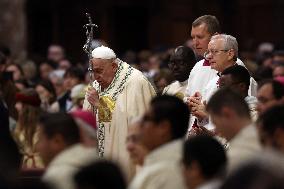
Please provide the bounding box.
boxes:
[190,34,257,129]
[162,46,195,99]
[83,46,156,180]
[185,15,257,132]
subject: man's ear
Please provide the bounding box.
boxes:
[238,82,248,92]
[52,133,66,148]
[227,49,235,61]
[157,120,172,140]
[189,160,203,178]
[111,61,118,71]
[221,106,235,119]
[274,127,284,149]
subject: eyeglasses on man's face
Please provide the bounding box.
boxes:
[168,59,187,68]
[204,49,229,59]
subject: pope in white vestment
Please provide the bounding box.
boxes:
[83,46,156,180]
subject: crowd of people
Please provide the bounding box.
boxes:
[0,14,284,189]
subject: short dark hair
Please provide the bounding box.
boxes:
[171,46,196,64]
[150,95,190,139]
[220,162,284,189]
[192,15,221,35]
[206,87,250,118]
[38,112,80,145]
[258,79,284,100]
[257,105,284,136]
[74,160,126,189]
[183,135,227,179]
[64,67,85,82]
[222,65,251,90]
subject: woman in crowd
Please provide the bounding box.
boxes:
[4,63,25,81]
[35,80,59,113]
[13,88,44,169]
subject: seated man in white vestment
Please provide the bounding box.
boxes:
[83,46,156,180]
[189,34,257,129]
[185,15,257,131]
[37,112,98,189]
[206,88,261,172]
[129,95,188,189]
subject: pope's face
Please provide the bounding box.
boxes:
[91,58,118,89]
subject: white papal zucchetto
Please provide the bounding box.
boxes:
[91,45,116,59]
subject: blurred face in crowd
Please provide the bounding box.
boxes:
[35,85,53,103]
[219,74,245,96]
[257,83,280,114]
[273,55,284,63]
[91,58,118,89]
[126,120,148,166]
[257,124,274,149]
[40,63,54,80]
[58,59,71,71]
[182,161,203,189]
[191,23,212,57]
[15,101,23,115]
[140,107,171,152]
[148,55,161,70]
[50,76,65,97]
[36,126,64,166]
[273,66,284,78]
[64,75,81,91]
[209,109,236,140]
[5,64,23,81]
[257,122,284,153]
[48,45,64,63]
[206,38,234,73]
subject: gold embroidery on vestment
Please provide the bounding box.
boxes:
[98,96,116,122]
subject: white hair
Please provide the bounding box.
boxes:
[211,34,238,61]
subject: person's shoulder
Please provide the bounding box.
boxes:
[129,67,152,83]
[236,58,244,66]
[192,59,204,70]
[136,162,185,189]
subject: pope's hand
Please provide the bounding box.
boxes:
[86,86,100,108]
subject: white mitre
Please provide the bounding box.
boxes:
[91,45,116,59]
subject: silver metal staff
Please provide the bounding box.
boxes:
[83,12,98,83]
[83,13,98,114]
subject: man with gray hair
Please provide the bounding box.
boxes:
[189,34,256,128]
[185,15,257,133]
[203,34,239,100]
[83,46,156,180]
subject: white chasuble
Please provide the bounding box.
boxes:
[83,60,156,179]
